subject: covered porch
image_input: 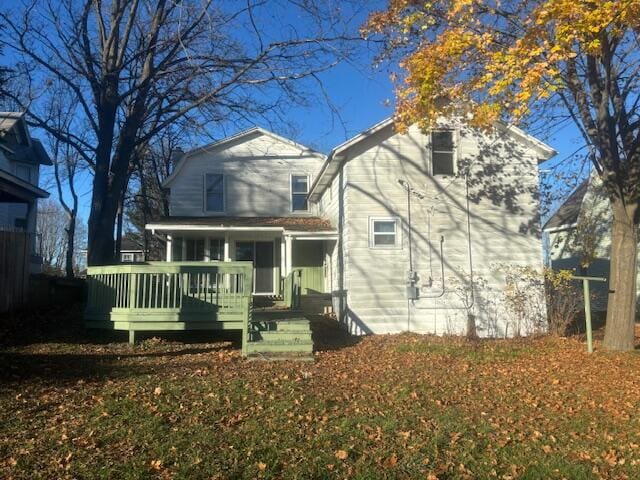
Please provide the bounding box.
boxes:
[146,216,337,310]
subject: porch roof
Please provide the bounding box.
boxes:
[146,216,336,234]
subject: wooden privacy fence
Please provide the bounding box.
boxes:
[85,262,253,352]
[0,230,30,312]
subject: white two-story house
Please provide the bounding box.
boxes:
[147,118,555,337]
[0,112,51,272]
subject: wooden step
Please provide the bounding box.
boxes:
[250,331,312,342]
[246,352,315,362]
[246,340,313,354]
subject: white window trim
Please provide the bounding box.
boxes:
[290,173,310,213]
[430,129,458,176]
[369,216,402,249]
[203,173,225,214]
[121,252,135,262]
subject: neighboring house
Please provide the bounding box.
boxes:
[544,173,640,312]
[147,119,555,337]
[120,234,147,263]
[0,112,51,273]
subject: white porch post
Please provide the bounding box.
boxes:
[280,236,286,275]
[285,235,293,275]
[204,237,211,261]
[224,234,230,261]
[166,235,172,262]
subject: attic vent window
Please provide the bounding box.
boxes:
[204,173,224,213]
[431,130,456,176]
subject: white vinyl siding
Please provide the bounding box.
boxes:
[342,122,545,337]
[168,131,325,217]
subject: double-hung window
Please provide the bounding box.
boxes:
[369,217,401,248]
[291,174,309,212]
[431,130,456,176]
[204,173,224,212]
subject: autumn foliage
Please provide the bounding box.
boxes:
[364,0,640,129]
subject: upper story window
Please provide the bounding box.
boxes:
[369,217,401,249]
[204,173,224,213]
[431,130,456,176]
[291,174,309,211]
[15,164,31,183]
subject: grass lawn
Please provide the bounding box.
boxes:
[1,306,640,479]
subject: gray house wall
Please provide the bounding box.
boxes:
[167,131,326,217]
[320,122,547,337]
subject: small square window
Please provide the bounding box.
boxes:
[431,130,455,176]
[370,217,400,248]
[121,253,134,263]
[205,174,224,212]
[291,174,309,211]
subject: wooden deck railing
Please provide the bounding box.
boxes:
[85,262,253,352]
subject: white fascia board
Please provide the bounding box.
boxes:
[145,224,285,232]
[289,235,339,240]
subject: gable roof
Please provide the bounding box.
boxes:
[163,126,325,187]
[542,179,589,231]
[308,117,557,200]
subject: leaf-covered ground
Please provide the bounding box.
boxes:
[1,307,640,479]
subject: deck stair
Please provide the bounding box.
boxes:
[247,311,314,360]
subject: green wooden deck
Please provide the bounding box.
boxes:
[85,262,253,353]
[85,262,317,359]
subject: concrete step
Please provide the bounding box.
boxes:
[246,341,313,354]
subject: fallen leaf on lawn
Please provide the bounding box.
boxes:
[335,450,348,460]
[257,462,267,471]
[383,453,398,467]
[150,459,162,471]
[153,386,162,396]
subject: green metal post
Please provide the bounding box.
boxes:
[582,279,593,354]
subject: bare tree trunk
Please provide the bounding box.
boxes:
[603,200,639,351]
[64,212,76,278]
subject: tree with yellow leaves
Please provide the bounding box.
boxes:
[365,0,640,351]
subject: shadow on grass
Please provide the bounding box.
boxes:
[308,314,362,352]
[0,301,246,384]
